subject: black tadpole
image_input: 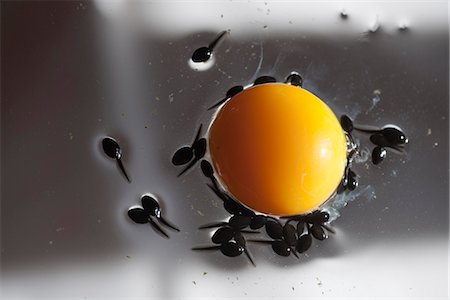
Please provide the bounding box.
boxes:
[172,146,193,166]
[208,85,244,110]
[211,227,235,244]
[102,137,131,183]
[372,146,387,165]
[192,242,245,259]
[127,195,179,238]
[265,220,283,240]
[295,234,312,253]
[310,224,327,240]
[200,160,214,179]
[248,239,298,259]
[191,30,228,63]
[173,124,207,176]
[354,125,408,147]
[340,115,354,133]
[285,73,303,87]
[283,223,297,246]
[254,75,277,85]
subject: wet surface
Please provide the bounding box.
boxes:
[1,1,448,299]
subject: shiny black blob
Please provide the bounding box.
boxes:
[172,146,193,166]
[296,234,312,253]
[191,30,228,63]
[340,115,354,133]
[372,146,387,165]
[193,138,207,158]
[272,240,291,257]
[380,127,408,145]
[128,208,148,224]
[212,227,234,244]
[234,232,247,247]
[223,197,244,215]
[306,211,330,224]
[208,85,244,110]
[220,241,244,257]
[310,224,327,240]
[265,220,283,240]
[336,166,357,193]
[283,223,297,246]
[285,73,303,87]
[102,137,121,159]
[192,47,212,63]
[200,160,214,178]
[254,76,277,85]
[102,137,131,182]
[250,215,266,230]
[141,195,159,216]
[347,169,358,191]
[229,215,252,229]
[296,221,305,235]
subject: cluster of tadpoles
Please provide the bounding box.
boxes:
[186,159,334,266]
[172,124,207,176]
[128,195,180,238]
[102,137,179,238]
[340,115,408,165]
[207,73,304,110]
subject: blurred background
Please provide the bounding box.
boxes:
[1,1,448,299]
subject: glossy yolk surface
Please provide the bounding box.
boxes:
[208,83,347,216]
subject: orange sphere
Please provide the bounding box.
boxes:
[208,83,347,216]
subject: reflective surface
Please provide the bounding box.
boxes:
[1,1,448,299]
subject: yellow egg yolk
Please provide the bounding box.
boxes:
[208,83,347,216]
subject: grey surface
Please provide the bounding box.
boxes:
[1,1,449,299]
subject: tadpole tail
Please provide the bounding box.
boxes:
[158,216,180,232]
[208,97,228,110]
[191,245,221,251]
[321,224,335,234]
[116,159,131,183]
[247,239,273,244]
[208,30,228,51]
[198,222,228,229]
[193,124,203,144]
[240,230,261,234]
[149,218,169,238]
[387,145,407,155]
[206,183,228,202]
[244,247,256,267]
[178,159,198,177]
[353,125,381,133]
